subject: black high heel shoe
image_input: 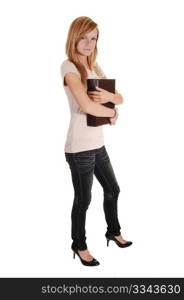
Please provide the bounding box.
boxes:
[105,233,133,248]
[72,246,100,266]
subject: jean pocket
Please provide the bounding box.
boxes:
[74,154,94,162]
[73,153,95,173]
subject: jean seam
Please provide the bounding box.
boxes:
[71,156,84,246]
[95,161,120,234]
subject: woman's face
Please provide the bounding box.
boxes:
[76,29,98,57]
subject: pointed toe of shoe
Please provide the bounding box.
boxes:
[123,241,133,247]
[92,259,100,266]
[82,258,100,266]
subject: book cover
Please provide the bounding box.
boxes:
[87,79,115,126]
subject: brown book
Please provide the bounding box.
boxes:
[87,79,115,126]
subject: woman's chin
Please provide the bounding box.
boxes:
[83,50,93,56]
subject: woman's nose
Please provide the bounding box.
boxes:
[85,39,93,45]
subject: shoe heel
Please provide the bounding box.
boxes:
[73,251,75,259]
[107,239,110,247]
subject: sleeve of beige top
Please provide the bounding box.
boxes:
[60,60,81,85]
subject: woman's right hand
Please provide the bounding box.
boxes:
[109,107,118,125]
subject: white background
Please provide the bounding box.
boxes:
[0,0,184,277]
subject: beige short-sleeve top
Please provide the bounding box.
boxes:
[60,59,106,153]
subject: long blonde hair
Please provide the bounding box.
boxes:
[65,16,104,88]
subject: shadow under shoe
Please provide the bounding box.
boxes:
[71,245,100,266]
[105,232,133,248]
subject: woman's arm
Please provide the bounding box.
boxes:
[111,90,124,105]
[64,72,116,117]
[103,75,124,105]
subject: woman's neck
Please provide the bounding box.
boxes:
[78,56,92,71]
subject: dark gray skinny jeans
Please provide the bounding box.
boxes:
[65,145,121,250]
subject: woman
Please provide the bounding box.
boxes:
[60,16,132,267]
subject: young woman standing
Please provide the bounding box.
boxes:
[60,16,132,267]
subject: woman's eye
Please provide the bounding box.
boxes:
[81,37,97,40]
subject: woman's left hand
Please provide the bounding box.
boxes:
[87,87,114,104]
